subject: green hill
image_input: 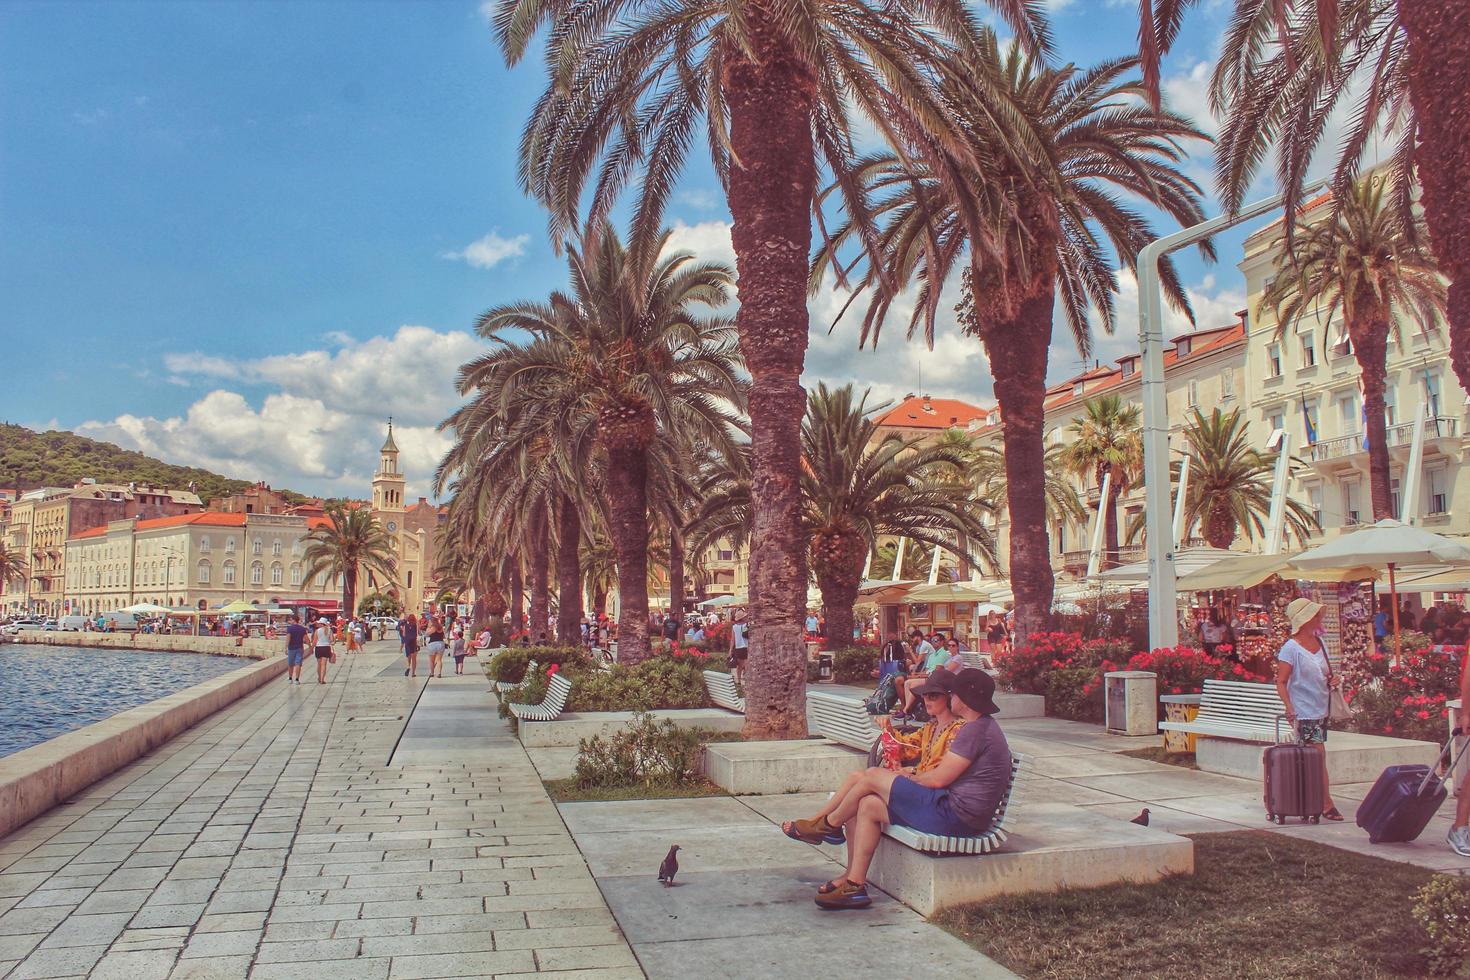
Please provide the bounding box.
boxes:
[0,423,304,503]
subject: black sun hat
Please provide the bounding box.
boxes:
[951,668,1000,715]
[910,667,957,698]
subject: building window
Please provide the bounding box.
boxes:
[197,560,210,584]
[270,563,283,586]
[1303,399,1320,443]
[250,561,263,585]
[1072,381,1084,397]
[272,540,282,556]
[1337,393,1358,435]
[1422,370,1443,418]
[1269,410,1285,436]
[1383,384,1398,427]
[1176,337,1192,357]
[1428,467,1449,515]
[223,561,236,585]
[252,539,262,556]
[1342,480,1362,525]
[291,563,302,586]
[226,537,236,553]
[1267,344,1282,378]
[1300,332,1315,367]
[1390,477,1401,518]
[1221,368,1235,399]
[1187,380,1199,407]
[1121,360,1136,378]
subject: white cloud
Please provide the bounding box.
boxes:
[81,326,480,499]
[442,229,530,269]
[1163,61,1219,138]
[477,0,495,22]
[72,108,108,126]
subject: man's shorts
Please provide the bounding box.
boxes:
[1295,718,1329,744]
[886,775,981,837]
[286,648,305,667]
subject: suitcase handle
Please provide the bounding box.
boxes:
[1417,727,1469,796]
[1275,713,1298,744]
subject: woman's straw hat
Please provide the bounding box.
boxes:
[1285,597,1325,634]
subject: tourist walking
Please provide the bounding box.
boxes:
[451,622,467,674]
[426,614,446,678]
[311,615,335,685]
[729,609,750,685]
[399,614,420,677]
[284,613,308,685]
[1274,598,1344,821]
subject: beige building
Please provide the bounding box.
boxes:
[66,511,338,616]
[366,422,442,615]
[1238,200,1465,539]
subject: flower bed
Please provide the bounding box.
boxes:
[1341,641,1463,742]
[498,645,712,716]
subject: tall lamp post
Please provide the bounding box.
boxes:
[1138,180,1326,649]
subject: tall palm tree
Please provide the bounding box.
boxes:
[494,0,1045,738]
[1061,394,1144,570]
[0,544,25,598]
[817,36,1209,644]
[970,442,1087,535]
[1172,407,1319,548]
[1261,175,1446,521]
[1141,0,1469,401]
[470,224,744,664]
[300,503,397,620]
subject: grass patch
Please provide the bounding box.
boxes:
[1118,746,1199,770]
[934,831,1436,979]
[544,776,729,803]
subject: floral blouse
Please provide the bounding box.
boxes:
[892,718,963,772]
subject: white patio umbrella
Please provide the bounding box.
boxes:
[123,602,173,615]
[1294,519,1470,660]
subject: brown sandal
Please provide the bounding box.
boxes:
[783,817,842,845]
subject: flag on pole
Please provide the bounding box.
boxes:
[1300,392,1317,445]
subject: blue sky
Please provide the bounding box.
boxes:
[1,0,1260,497]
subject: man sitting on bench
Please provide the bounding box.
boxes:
[781,668,1011,910]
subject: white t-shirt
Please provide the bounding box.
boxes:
[313,623,332,649]
[732,622,749,650]
[1278,637,1331,720]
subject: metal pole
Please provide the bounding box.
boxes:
[927,546,943,586]
[1172,455,1191,548]
[1086,469,1113,581]
[1138,180,1326,649]
[1400,401,1428,524]
[891,538,907,582]
[1265,431,1292,554]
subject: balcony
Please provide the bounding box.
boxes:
[1306,416,1460,465]
[1061,545,1143,575]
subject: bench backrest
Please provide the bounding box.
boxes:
[1196,679,1286,730]
[703,670,745,712]
[544,672,573,715]
[807,690,880,750]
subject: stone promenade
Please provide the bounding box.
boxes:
[0,642,639,980]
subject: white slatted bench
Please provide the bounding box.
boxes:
[959,651,995,672]
[808,690,880,750]
[494,660,538,694]
[703,670,745,714]
[882,752,1024,855]
[1158,679,1286,742]
[507,673,573,722]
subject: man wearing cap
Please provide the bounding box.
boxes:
[1276,597,1343,821]
[781,668,1011,910]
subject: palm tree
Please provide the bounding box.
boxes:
[494,0,1044,738]
[970,443,1087,535]
[817,36,1209,644]
[1172,407,1319,548]
[1140,0,1469,401]
[1061,395,1144,570]
[1261,175,1446,521]
[470,224,744,664]
[300,503,397,620]
[0,544,25,598]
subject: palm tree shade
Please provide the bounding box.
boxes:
[1261,175,1446,521]
[818,36,1208,644]
[300,503,397,621]
[1061,395,1144,570]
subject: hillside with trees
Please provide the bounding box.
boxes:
[0,423,304,503]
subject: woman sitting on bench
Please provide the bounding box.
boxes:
[781,668,1011,910]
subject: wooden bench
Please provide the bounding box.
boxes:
[507,673,573,722]
[1158,679,1286,743]
[494,660,537,694]
[808,690,880,750]
[703,670,745,714]
[882,752,1024,855]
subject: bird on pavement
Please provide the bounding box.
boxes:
[658,845,680,886]
[1131,808,1151,826]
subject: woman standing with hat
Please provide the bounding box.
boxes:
[1275,597,1344,821]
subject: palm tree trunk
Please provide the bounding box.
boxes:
[606,443,652,663]
[1398,0,1470,396]
[592,587,607,618]
[1354,318,1395,520]
[725,16,816,740]
[555,493,582,646]
[509,564,524,635]
[529,502,550,642]
[979,291,1056,647]
[668,528,685,625]
[1103,475,1122,569]
[343,567,357,621]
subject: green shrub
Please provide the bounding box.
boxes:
[806,659,823,683]
[1412,875,1470,975]
[573,712,710,790]
[1044,665,1105,723]
[831,646,879,685]
[487,648,531,683]
[571,655,710,713]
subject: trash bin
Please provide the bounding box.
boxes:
[1160,694,1203,753]
[818,652,834,682]
[1105,671,1158,736]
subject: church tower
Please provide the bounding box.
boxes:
[372,418,406,520]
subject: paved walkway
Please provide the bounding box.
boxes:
[0,641,639,980]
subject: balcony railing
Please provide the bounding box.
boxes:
[1307,416,1459,463]
[1061,545,1144,573]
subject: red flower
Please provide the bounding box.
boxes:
[546,664,559,676]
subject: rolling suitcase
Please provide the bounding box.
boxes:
[1264,715,1326,824]
[1356,727,1468,844]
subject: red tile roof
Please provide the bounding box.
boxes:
[874,395,992,430]
[67,511,335,542]
[1039,321,1246,414]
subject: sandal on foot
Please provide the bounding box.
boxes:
[816,877,847,895]
[783,818,844,846]
[1323,807,1344,822]
[815,879,871,910]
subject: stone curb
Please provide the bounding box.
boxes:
[0,655,287,838]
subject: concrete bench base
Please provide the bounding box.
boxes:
[867,802,1194,916]
[703,739,866,794]
[1195,730,1440,784]
[516,709,745,747]
[995,692,1045,718]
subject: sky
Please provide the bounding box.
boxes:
[0,0,1309,499]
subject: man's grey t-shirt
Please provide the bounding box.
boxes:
[944,716,1011,831]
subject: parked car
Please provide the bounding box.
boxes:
[12,619,58,632]
[58,615,90,631]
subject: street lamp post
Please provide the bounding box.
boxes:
[1137,180,1326,650]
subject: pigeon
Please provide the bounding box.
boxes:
[1131,808,1151,826]
[658,845,680,886]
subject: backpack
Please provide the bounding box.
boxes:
[864,674,900,716]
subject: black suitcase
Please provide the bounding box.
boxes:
[1356,727,1467,844]
[1264,715,1326,824]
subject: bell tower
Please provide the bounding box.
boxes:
[371,418,406,518]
